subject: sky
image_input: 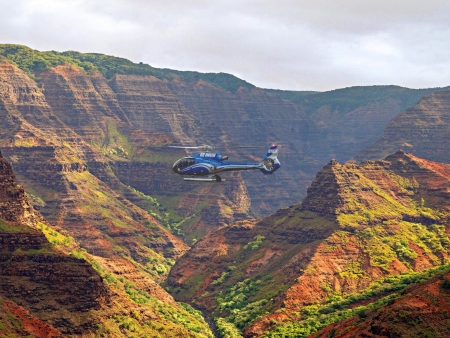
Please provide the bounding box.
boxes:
[1,0,450,91]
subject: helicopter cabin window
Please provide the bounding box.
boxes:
[179,158,195,167]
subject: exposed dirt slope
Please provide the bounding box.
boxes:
[0,297,66,338]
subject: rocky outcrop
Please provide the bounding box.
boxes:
[0,149,43,227]
[166,151,450,337]
[0,149,110,334]
[356,90,450,163]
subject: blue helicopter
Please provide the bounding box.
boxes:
[170,144,280,182]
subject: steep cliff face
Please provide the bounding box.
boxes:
[2,45,449,236]
[356,90,450,163]
[0,149,43,227]
[165,79,324,216]
[166,151,450,337]
[0,228,109,334]
[287,85,450,164]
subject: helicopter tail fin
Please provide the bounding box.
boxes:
[259,145,281,175]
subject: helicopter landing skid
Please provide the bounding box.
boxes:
[183,175,224,182]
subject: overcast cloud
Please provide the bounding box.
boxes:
[1,0,450,91]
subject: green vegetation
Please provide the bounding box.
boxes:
[215,317,244,338]
[0,219,32,233]
[0,44,254,92]
[212,272,230,286]
[165,69,255,93]
[36,222,73,248]
[68,248,213,337]
[263,89,319,101]
[214,279,271,336]
[262,264,450,337]
[129,186,198,239]
[357,221,446,271]
[102,273,213,337]
[244,235,265,251]
[0,44,166,80]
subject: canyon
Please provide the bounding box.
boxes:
[1,44,450,337]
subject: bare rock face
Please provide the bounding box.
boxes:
[166,151,450,337]
[356,90,450,163]
[0,231,109,334]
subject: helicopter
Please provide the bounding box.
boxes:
[170,144,280,182]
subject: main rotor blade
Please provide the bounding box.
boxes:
[168,146,205,149]
[215,146,265,149]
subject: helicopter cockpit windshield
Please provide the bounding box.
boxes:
[172,158,195,172]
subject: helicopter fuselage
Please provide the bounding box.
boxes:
[171,145,280,182]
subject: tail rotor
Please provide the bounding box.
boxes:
[259,145,281,174]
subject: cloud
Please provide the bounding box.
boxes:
[0,0,449,90]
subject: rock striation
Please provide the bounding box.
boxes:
[0,149,109,335]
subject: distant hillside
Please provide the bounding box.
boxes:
[262,88,319,100]
[285,85,450,117]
